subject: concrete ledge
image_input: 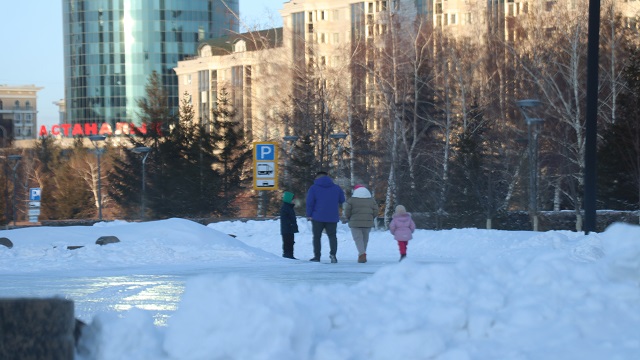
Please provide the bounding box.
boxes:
[0,298,75,360]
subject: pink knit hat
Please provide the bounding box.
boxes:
[354,184,364,190]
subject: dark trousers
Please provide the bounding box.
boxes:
[312,220,338,258]
[282,233,295,257]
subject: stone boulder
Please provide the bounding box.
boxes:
[95,236,120,246]
[0,237,13,249]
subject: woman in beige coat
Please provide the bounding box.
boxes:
[343,184,378,263]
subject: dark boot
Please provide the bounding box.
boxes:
[399,254,406,262]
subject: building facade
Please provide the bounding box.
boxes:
[175,0,640,141]
[0,85,43,143]
[63,0,239,129]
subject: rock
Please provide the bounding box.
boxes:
[95,236,120,246]
[0,237,13,249]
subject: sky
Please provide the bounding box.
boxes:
[1,217,639,359]
[0,0,284,130]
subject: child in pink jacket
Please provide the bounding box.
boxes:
[389,205,416,261]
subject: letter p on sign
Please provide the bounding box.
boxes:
[256,144,275,160]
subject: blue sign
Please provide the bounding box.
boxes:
[30,188,42,201]
[255,144,275,160]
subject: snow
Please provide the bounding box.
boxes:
[1,217,639,359]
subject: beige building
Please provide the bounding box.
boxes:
[174,28,286,141]
[175,0,640,140]
[0,84,43,143]
[175,0,415,140]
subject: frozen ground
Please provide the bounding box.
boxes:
[0,218,639,359]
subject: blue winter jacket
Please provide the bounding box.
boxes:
[305,176,346,222]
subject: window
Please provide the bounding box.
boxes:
[333,33,340,44]
[234,40,246,52]
[14,100,20,110]
[546,1,556,11]
[308,12,313,22]
[451,14,456,25]
[320,33,326,43]
[25,101,31,109]
[332,10,339,21]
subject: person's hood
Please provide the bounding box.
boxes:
[314,176,336,187]
[282,191,295,204]
[352,187,372,198]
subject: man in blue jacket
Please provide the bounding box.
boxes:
[306,171,346,263]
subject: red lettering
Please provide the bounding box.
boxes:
[61,124,72,136]
[99,123,112,135]
[132,123,146,135]
[115,122,125,135]
[71,124,84,136]
[84,123,98,136]
[42,122,161,137]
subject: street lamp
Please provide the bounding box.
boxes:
[517,99,544,231]
[329,132,347,182]
[7,155,21,227]
[282,135,298,186]
[89,135,106,221]
[132,146,151,221]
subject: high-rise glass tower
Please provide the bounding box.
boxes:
[63,0,239,128]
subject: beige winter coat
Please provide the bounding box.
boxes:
[343,187,378,228]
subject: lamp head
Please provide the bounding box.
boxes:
[132,146,152,154]
[329,132,347,140]
[88,135,107,143]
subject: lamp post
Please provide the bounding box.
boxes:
[517,99,544,231]
[7,155,21,227]
[132,147,151,221]
[89,135,106,221]
[282,135,298,186]
[329,132,348,183]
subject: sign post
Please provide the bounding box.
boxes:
[253,142,278,191]
[29,188,41,223]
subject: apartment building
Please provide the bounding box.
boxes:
[0,85,43,142]
[175,0,640,140]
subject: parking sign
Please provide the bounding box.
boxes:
[253,142,278,190]
[30,188,41,201]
